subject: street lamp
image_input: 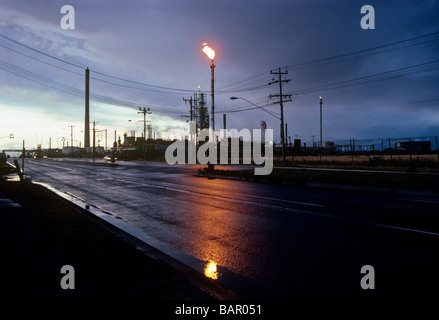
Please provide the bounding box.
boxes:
[229,97,280,120]
[319,96,323,153]
[202,42,216,172]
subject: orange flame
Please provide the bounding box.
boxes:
[202,43,215,60]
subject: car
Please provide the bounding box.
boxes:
[103,155,117,162]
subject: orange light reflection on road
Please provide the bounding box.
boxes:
[204,260,219,280]
[183,178,265,282]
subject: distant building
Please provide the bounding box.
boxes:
[47,148,62,157]
[62,146,81,155]
[398,141,431,153]
[324,141,335,150]
[124,135,136,147]
[85,146,104,155]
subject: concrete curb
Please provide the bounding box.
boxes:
[32,180,239,300]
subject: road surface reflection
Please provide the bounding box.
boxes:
[204,261,219,280]
[175,177,271,285]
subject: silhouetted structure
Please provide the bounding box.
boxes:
[398,141,431,153]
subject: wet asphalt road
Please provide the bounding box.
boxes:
[20,158,439,299]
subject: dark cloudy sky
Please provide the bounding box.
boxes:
[1,0,438,149]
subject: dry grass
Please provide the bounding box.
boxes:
[273,154,439,171]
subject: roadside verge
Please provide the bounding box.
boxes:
[197,166,439,197]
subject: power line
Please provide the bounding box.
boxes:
[92,69,271,95]
[218,103,280,117]
[3,30,438,98]
[0,33,84,69]
[292,59,439,95]
[216,30,439,91]
[217,71,270,90]
[0,43,84,76]
[286,98,439,113]
[1,29,438,115]
[286,37,439,72]
[284,31,439,70]
[0,58,186,114]
[0,32,276,95]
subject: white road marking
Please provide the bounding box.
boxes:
[30,166,439,237]
[403,198,439,205]
[36,162,72,171]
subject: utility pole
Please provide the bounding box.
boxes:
[92,121,98,157]
[388,137,393,162]
[68,125,74,158]
[95,128,107,153]
[84,68,90,152]
[269,67,291,166]
[138,107,151,158]
[22,139,25,175]
[114,130,117,153]
[182,95,195,144]
[183,96,194,121]
[436,136,439,163]
[223,114,226,130]
[193,92,198,132]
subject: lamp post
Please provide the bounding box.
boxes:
[319,96,323,154]
[202,43,216,172]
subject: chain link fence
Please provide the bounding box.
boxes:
[276,135,439,167]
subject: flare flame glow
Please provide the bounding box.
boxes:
[202,42,215,60]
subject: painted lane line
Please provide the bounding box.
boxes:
[115,178,439,236]
[114,178,439,237]
[402,198,439,205]
[112,177,325,208]
[37,162,73,171]
[239,193,325,208]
